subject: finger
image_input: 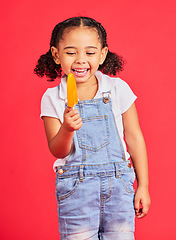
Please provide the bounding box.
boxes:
[135,208,142,217]
[69,112,82,125]
[137,204,149,219]
[74,117,83,126]
[137,209,147,219]
[64,110,79,121]
[70,118,83,130]
[68,109,79,118]
[75,121,83,130]
[70,113,81,121]
[65,106,73,113]
[134,198,140,214]
[141,204,149,217]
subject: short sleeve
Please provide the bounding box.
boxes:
[40,89,59,119]
[40,86,65,122]
[116,79,137,114]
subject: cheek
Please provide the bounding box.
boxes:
[59,63,70,75]
[60,57,72,70]
[90,57,101,67]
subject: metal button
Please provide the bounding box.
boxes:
[103,97,109,104]
[58,169,64,175]
[127,163,132,168]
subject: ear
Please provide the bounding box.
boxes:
[99,47,108,65]
[51,46,60,65]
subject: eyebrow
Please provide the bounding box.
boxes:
[64,46,98,50]
[86,46,98,49]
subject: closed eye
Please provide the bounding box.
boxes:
[66,52,76,55]
[86,52,96,55]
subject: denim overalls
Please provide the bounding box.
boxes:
[55,92,136,240]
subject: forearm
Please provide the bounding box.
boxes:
[122,103,151,217]
[126,133,149,188]
[43,107,82,159]
[48,124,74,158]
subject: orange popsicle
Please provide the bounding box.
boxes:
[67,73,78,108]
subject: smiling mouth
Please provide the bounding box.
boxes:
[72,68,89,74]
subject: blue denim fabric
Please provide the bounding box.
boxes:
[55,94,135,240]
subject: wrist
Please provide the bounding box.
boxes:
[136,175,149,189]
[137,183,149,189]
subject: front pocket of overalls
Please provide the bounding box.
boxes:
[117,163,135,193]
[76,115,110,152]
[55,176,80,201]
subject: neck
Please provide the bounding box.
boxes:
[77,76,98,101]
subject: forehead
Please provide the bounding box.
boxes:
[59,27,101,47]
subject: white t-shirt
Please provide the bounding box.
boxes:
[40,71,137,171]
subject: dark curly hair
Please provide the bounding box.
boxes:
[34,17,125,81]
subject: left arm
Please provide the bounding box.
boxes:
[122,103,151,218]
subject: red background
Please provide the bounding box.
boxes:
[1,0,176,239]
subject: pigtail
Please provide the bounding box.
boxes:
[34,50,62,81]
[99,50,125,76]
[95,20,125,75]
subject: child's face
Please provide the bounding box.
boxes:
[51,27,108,84]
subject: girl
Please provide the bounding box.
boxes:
[34,17,151,240]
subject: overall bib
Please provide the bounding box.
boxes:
[55,93,135,240]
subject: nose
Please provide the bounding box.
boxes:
[75,59,86,64]
[75,54,86,64]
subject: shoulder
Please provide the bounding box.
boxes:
[42,85,59,100]
[42,74,67,101]
[108,75,132,91]
[113,78,135,97]
[41,83,65,106]
[96,71,130,92]
[102,74,137,114]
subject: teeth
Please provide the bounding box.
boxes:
[74,69,88,73]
